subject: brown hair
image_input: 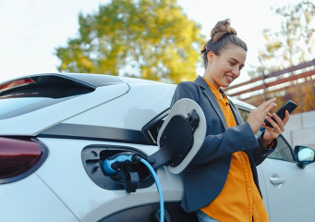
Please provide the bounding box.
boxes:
[201,19,248,68]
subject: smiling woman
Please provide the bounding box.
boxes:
[169,18,291,222]
[201,19,247,90]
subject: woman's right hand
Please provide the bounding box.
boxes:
[247,98,277,135]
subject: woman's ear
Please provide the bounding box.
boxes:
[207,51,214,64]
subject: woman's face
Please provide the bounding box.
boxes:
[205,44,246,90]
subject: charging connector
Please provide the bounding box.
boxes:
[103,152,141,175]
[102,153,165,222]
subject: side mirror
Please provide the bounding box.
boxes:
[295,146,315,169]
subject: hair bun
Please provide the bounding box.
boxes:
[211,19,237,43]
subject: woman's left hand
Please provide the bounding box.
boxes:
[262,110,290,147]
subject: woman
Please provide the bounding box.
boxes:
[170,19,289,222]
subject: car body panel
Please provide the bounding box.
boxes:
[256,166,271,217]
[35,137,184,222]
[259,158,315,222]
[0,173,79,222]
[63,83,175,130]
[229,97,256,110]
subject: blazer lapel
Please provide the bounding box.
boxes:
[195,76,227,129]
[220,89,243,125]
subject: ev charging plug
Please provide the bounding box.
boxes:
[102,153,166,222]
[102,152,142,193]
[102,152,141,175]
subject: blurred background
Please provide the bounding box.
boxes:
[0,0,314,146]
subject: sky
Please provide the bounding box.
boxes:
[0,0,300,85]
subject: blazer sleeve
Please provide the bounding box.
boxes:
[253,131,277,166]
[170,81,275,167]
[231,102,277,166]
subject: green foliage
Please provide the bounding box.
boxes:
[248,0,315,78]
[55,0,205,83]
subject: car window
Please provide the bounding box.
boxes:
[267,136,295,162]
[238,108,250,122]
[237,107,295,162]
[0,76,96,120]
[142,109,169,145]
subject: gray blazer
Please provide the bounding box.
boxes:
[170,76,275,213]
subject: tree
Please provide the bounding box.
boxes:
[55,0,205,83]
[244,1,315,113]
[248,0,315,78]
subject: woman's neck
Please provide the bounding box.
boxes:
[203,73,220,91]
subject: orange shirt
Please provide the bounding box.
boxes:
[201,78,269,222]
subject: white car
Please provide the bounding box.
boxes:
[0,73,314,222]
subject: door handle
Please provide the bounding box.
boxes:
[270,177,285,185]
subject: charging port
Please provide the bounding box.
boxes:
[81,144,154,190]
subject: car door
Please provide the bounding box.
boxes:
[237,106,315,222]
[258,136,315,222]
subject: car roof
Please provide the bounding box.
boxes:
[228,96,256,110]
[0,73,256,137]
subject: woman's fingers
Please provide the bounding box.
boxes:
[257,98,277,116]
[265,103,277,115]
[283,110,290,125]
[262,121,282,139]
[268,110,290,132]
[262,121,278,133]
[271,114,284,131]
[247,98,278,135]
[267,112,273,117]
[258,98,276,111]
[265,116,281,131]
[260,100,292,143]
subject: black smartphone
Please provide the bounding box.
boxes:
[264,100,297,128]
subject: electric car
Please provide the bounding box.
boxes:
[0,73,314,222]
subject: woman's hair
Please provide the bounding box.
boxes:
[201,19,248,68]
